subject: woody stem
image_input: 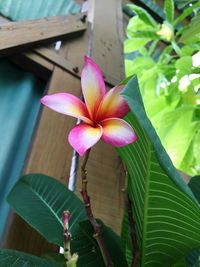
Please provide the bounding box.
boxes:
[80,149,113,267]
[63,210,71,261]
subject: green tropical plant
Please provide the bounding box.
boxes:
[124,0,200,177]
[118,76,200,267]
[6,174,128,267]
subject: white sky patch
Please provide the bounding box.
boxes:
[192,51,200,67]
[171,76,177,83]
[178,73,200,92]
[55,41,62,51]
[179,75,191,91]
[189,73,200,81]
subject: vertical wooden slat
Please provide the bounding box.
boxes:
[75,0,125,234]
[88,0,124,84]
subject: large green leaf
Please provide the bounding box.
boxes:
[7,174,87,246]
[187,176,200,267]
[71,220,128,267]
[0,249,62,267]
[118,76,200,267]
[164,0,174,23]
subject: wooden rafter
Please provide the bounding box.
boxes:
[0,13,86,56]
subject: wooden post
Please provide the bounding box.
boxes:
[4,0,125,256]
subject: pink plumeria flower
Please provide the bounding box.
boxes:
[40,56,137,156]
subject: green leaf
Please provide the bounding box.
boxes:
[127,4,157,27]
[174,0,197,9]
[126,16,156,38]
[156,106,199,168]
[71,220,128,267]
[125,57,155,78]
[124,38,150,54]
[179,44,200,57]
[172,258,187,267]
[187,176,200,267]
[139,0,165,19]
[131,30,159,40]
[180,12,200,44]
[180,131,200,177]
[175,56,192,75]
[164,0,174,23]
[7,174,87,246]
[174,1,200,26]
[189,176,200,204]
[118,76,200,266]
[0,249,62,267]
[42,252,66,266]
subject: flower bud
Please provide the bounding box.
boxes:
[157,21,174,42]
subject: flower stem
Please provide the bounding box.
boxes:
[126,195,140,267]
[80,149,113,267]
[63,211,78,267]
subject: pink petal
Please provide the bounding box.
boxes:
[96,85,130,121]
[101,118,137,147]
[68,123,103,156]
[81,56,106,119]
[40,93,92,124]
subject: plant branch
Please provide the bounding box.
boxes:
[80,149,113,267]
[63,210,78,267]
[127,195,140,267]
[63,210,71,259]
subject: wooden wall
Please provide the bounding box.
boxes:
[3,0,126,255]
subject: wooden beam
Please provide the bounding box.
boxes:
[87,0,124,84]
[10,51,54,80]
[32,46,119,86]
[0,13,86,56]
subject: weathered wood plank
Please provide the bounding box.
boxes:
[0,13,86,56]
[33,46,119,86]
[88,0,124,84]
[74,0,125,234]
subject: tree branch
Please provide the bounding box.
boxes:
[80,149,113,267]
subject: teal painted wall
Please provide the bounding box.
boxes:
[0,0,80,21]
[0,0,80,239]
[0,60,44,237]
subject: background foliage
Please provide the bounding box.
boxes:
[124,0,200,176]
[118,76,200,267]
